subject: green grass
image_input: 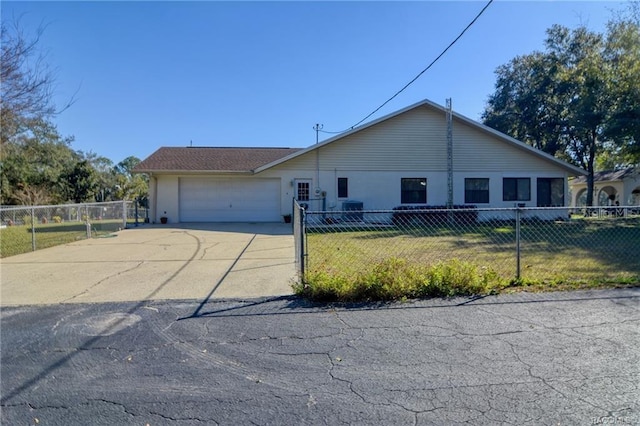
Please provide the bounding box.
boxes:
[296,218,640,301]
[0,220,128,258]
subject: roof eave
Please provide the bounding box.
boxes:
[133,169,254,175]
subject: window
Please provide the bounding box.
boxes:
[465,178,489,204]
[337,178,348,198]
[401,178,426,204]
[297,181,310,201]
[537,178,564,207]
[503,178,530,202]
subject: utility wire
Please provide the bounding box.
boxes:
[319,0,494,135]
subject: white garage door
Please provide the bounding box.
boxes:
[179,177,281,222]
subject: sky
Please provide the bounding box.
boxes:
[2,0,625,164]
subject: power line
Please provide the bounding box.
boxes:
[319,0,494,135]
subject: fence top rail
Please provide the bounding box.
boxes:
[301,205,640,214]
[0,200,129,212]
[303,207,614,214]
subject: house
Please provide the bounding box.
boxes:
[133,99,586,223]
[570,168,640,207]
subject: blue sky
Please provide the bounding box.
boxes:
[2,1,623,164]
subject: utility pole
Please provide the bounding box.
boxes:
[313,123,323,144]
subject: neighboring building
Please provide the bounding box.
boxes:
[134,99,586,223]
[570,168,640,207]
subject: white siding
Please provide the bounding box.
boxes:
[155,175,179,223]
[272,107,448,172]
[452,120,563,172]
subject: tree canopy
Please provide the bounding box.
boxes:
[0,20,147,206]
[482,11,640,206]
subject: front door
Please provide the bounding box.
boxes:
[294,179,312,208]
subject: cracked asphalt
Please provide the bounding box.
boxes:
[1,288,639,425]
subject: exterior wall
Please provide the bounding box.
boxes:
[146,104,579,222]
[149,175,158,223]
[270,106,562,173]
[259,169,570,216]
[452,119,562,172]
[155,175,179,223]
[262,104,571,215]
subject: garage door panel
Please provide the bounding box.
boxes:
[179,178,280,222]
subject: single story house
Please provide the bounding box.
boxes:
[570,168,640,207]
[133,99,586,223]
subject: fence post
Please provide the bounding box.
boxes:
[122,200,127,229]
[515,207,521,280]
[299,204,306,277]
[85,204,91,238]
[31,207,36,252]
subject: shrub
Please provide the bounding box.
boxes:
[22,215,33,226]
[52,216,62,223]
[419,259,499,297]
[297,258,503,302]
[392,205,478,226]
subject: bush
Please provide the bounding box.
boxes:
[297,258,504,302]
[52,216,62,223]
[22,215,33,226]
[392,205,478,226]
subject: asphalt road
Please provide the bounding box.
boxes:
[1,288,639,425]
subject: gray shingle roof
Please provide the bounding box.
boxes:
[133,147,302,173]
[571,167,637,184]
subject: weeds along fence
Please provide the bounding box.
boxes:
[295,202,640,285]
[0,201,146,258]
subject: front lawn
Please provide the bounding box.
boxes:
[0,220,127,258]
[296,218,640,301]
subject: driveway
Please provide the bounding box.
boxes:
[0,223,296,306]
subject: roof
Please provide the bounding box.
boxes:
[254,98,587,176]
[134,99,587,177]
[133,147,303,173]
[571,167,638,184]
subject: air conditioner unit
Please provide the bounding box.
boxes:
[342,200,363,222]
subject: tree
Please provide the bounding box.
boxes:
[0,20,81,205]
[603,19,640,166]
[0,123,78,204]
[112,156,148,204]
[1,21,58,146]
[483,18,640,206]
[62,160,98,203]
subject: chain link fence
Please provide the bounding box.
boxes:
[297,204,640,284]
[0,201,147,258]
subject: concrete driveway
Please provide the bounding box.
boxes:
[0,223,296,306]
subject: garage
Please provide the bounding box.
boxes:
[179,177,281,222]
